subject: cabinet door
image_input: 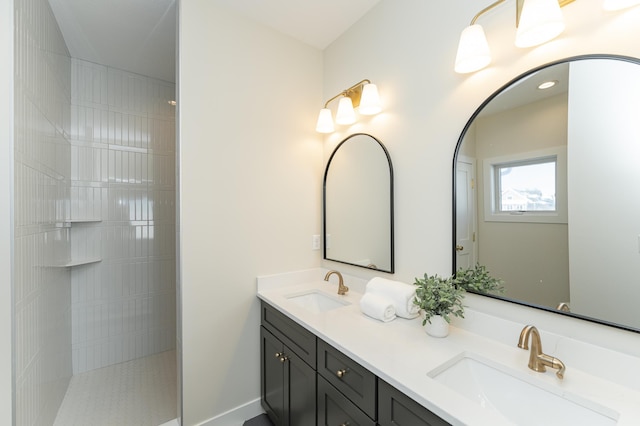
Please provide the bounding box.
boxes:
[378,379,451,426]
[285,348,316,426]
[261,327,285,425]
[317,375,375,426]
[262,326,316,426]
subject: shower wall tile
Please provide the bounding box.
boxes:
[150,189,177,223]
[70,104,110,143]
[71,59,108,106]
[149,153,176,188]
[70,58,176,374]
[70,224,102,260]
[70,144,108,182]
[70,185,108,221]
[14,0,73,424]
[107,68,149,113]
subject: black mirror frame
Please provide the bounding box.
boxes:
[323,133,395,273]
[452,54,640,334]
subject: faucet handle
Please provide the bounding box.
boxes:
[538,354,566,379]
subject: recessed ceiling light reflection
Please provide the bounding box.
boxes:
[537,80,558,90]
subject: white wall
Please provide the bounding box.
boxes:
[0,0,14,423]
[178,1,323,424]
[321,0,640,349]
[568,59,640,329]
[178,0,640,423]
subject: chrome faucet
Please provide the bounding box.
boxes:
[324,270,349,295]
[518,325,566,379]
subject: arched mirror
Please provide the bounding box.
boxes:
[324,133,394,273]
[453,55,640,333]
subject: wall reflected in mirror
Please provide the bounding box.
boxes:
[324,133,394,273]
[453,56,640,333]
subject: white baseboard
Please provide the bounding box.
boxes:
[196,398,264,426]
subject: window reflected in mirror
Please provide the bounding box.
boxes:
[453,55,640,333]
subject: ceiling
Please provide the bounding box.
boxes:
[212,0,382,49]
[48,0,177,82]
[48,0,382,84]
[479,63,570,117]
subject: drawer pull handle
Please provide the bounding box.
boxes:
[279,355,288,363]
[274,352,282,358]
[336,369,347,378]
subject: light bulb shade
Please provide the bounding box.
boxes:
[335,97,356,125]
[454,24,491,74]
[315,108,335,133]
[515,0,565,48]
[358,83,382,115]
[603,0,640,10]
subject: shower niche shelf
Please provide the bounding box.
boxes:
[49,218,103,267]
[57,218,103,228]
[54,258,103,268]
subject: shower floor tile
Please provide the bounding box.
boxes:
[54,350,177,426]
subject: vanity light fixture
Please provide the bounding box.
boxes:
[454,0,503,74]
[335,97,356,125]
[515,0,566,48]
[455,0,574,74]
[315,79,381,134]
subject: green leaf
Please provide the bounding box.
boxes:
[453,263,504,295]
[413,272,465,322]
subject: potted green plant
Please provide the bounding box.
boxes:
[413,273,465,337]
[453,263,504,295]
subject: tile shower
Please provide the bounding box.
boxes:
[14,0,177,424]
[69,58,176,374]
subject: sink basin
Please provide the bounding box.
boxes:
[286,290,350,313]
[429,352,618,426]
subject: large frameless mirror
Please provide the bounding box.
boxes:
[324,133,394,273]
[453,55,640,333]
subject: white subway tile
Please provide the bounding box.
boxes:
[64,59,176,375]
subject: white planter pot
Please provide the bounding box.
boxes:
[424,315,449,338]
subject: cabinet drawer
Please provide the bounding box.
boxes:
[317,375,375,426]
[261,301,316,368]
[317,339,376,419]
[378,379,451,426]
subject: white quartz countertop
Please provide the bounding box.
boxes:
[257,278,640,426]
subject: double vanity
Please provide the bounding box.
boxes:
[257,53,640,426]
[257,269,640,426]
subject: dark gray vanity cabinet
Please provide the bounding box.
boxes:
[378,379,451,426]
[260,301,450,426]
[260,303,317,426]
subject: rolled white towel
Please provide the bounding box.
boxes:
[359,292,396,322]
[366,277,419,319]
